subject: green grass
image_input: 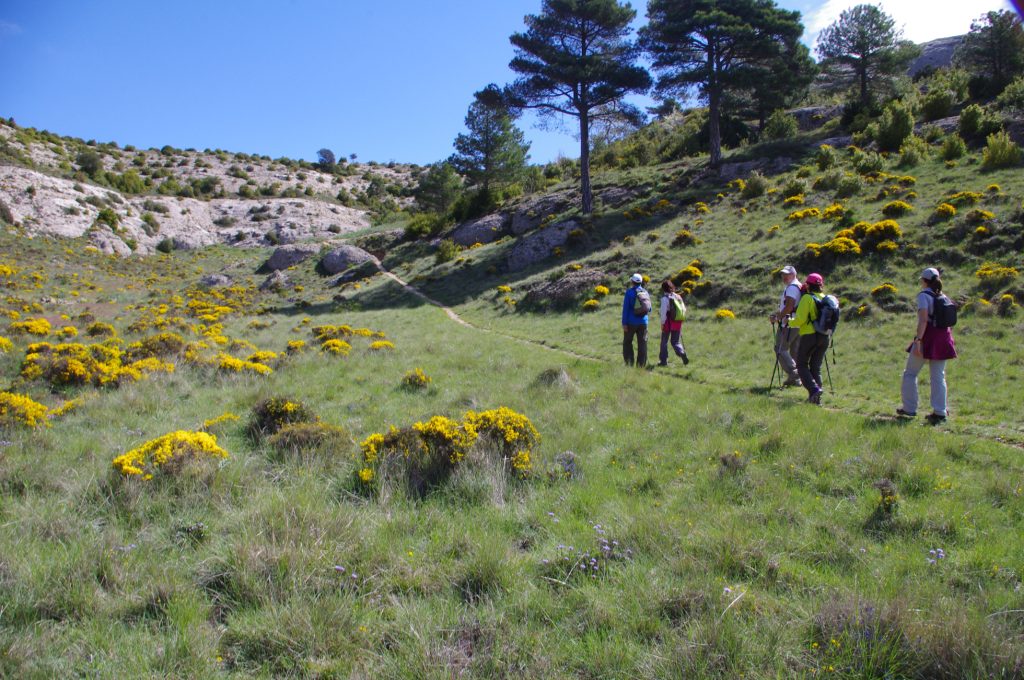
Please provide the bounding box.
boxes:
[1,136,1023,678]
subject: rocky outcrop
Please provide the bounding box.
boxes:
[0,165,370,255]
[260,244,319,272]
[522,267,608,306]
[789,106,842,131]
[509,191,573,235]
[718,156,793,181]
[451,213,508,246]
[909,35,964,78]
[507,220,580,272]
[319,244,377,274]
[199,274,232,288]
[259,270,290,292]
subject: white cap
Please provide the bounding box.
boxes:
[921,267,940,281]
[780,265,796,275]
[630,273,643,284]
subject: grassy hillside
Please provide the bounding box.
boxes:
[1,125,1023,678]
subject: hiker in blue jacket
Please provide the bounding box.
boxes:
[622,273,650,367]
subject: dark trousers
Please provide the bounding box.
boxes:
[659,328,686,364]
[796,332,830,396]
[623,325,648,367]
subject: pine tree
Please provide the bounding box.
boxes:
[508,0,650,214]
[816,4,920,107]
[955,10,1024,99]
[448,86,530,196]
[642,0,806,167]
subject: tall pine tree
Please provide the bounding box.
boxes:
[642,0,806,167]
[508,0,650,214]
[955,10,1024,99]
[448,86,530,196]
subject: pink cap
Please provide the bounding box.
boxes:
[805,273,824,286]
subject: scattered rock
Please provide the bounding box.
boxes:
[259,270,289,292]
[320,244,377,275]
[199,274,232,288]
[260,244,319,272]
[596,186,640,208]
[330,260,380,285]
[451,213,508,246]
[507,220,581,272]
[508,191,573,235]
[718,157,793,181]
[521,265,607,305]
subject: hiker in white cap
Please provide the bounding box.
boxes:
[622,273,650,367]
[897,267,958,424]
[769,265,802,386]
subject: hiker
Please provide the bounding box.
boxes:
[897,268,957,424]
[791,272,829,404]
[769,265,803,386]
[622,273,650,367]
[657,280,689,366]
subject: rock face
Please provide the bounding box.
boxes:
[451,213,508,246]
[319,244,377,275]
[718,157,793,181]
[507,220,580,272]
[0,165,370,255]
[522,267,607,306]
[789,106,842,131]
[260,244,319,272]
[199,274,232,288]
[508,191,573,235]
[909,35,964,78]
[259,270,289,292]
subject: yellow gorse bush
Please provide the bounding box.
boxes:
[715,309,736,320]
[464,407,540,475]
[10,317,52,336]
[0,336,12,353]
[321,339,351,356]
[0,391,50,428]
[593,285,610,297]
[216,352,272,376]
[112,430,228,479]
[582,299,600,311]
[21,341,173,388]
[933,203,957,220]
[369,340,395,351]
[787,207,821,221]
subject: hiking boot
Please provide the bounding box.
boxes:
[925,412,947,425]
[681,353,689,365]
[895,408,916,418]
[657,362,668,367]
[809,389,823,405]
[783,377,802,387]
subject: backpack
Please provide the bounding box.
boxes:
[812,294,841,335]
[926,290,958,328]
[667,294,686,322]
[632,287,652,317]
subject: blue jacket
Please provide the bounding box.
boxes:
[622,285,649,326]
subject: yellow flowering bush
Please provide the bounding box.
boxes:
[248,397,319,439]
[56,326,79,338]
[787,207,821,221]
[312,324,354,340]
[465,407,540,475]
[85,321,116,337]
[286,340,306,354]
[216,353,272,376]
[932,203,957,220]
[246,350,279,364]
[871,283,898,299]
[10,317,52,336]
[124,332,185,361]
[975,262,1019,290]
[821,203,846,220]
[21,341,171,388]
[946,191,983,207]
[727,178,746,191]
[974,226,990,238]
[694,202,710,214]
[965,209,994,224]
[201,412,240,432]
[875,240,899,254]
[783,195,805,207]
[582,299,600,312]
[0,391,49,428]
[881,200,913,217]
[402,367,431,390]
[672,229,701,247]
[112,430,228,479]
[593,285,610,297]
[321,339,351,356]
[496,285,512,294]
[0,336,12,353]
[267,421,350,459]
[715,308,736,320]
[369,340,395,351]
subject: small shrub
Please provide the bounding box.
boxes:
[783,194,805,207]
[898,136,928,167]
[112,430,228,478]
[815,144,838,171]
[672,229,701,247]
[834,175,862,199]
[436,239,460,263]
[0,391,50,428]
[813,171,842,191]
[875,100,914,151]
[945,191,983,207]
[787,207,821,221]
[740,171,769,199]
[965,209,994,224]
[763,110,798,140]
[995,76,1024,112]
[958,103,1001,140]
[981,131,1022,170]
[248,397,318,440]
[582,299,600,312]
[881,201,913,217]
[921,88,954,121]
[870,283,898,300]
[940,134,967,160]
[975,262,1019,292]
[402,367,431,390]
[781,178,806,198]
[714,308,736,320]
[267,422,350,460]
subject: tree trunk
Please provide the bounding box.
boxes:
[580,110,592,214]
[708,88,722,168]
[859,63,869,107]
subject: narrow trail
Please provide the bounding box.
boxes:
[376,266,1024,450]
[378,269,598,362]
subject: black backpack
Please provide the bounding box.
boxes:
[927,290,958,328]
[812,294,841,336]
[632,287,652,317]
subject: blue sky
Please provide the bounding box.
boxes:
[0,0,1014,165]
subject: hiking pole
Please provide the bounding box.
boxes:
[768,320,782,390]
[823,342,835,394]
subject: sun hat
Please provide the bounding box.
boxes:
[921,267,940,281]
[630,273,643,284]
[780,265,796,275]
[805,272,824,286]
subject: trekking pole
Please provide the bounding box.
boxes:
[768,320,782,390]
[823,340,835,394]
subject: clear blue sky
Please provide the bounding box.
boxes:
[0,0,1013,165]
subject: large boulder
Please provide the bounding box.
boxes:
[509,192,573,235]
[451,213,508,246]
[199,274,232,288]
[522,267,608,307]
[259,270,290,292]
[507,220,580,272]
[260,244,319,272]
[320,244,377,275]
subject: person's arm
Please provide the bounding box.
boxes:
[622,289,633,330]
[792,295,809,330]
[659,295,668,326]
[912,307,928,357]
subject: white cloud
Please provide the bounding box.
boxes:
[805,0,1014,49]
[0,20,23,38]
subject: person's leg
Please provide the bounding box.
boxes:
[658,329,670,365]
[796,334,817,397]
[901,352,926,414]
[928,359,948,416]
[808,334,828,397]
[777,326,801,384]
[636,326,648,367]
[622,326,635,366]
[671,328,686,361]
